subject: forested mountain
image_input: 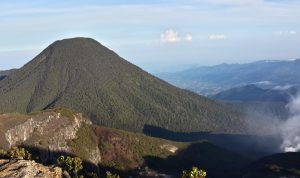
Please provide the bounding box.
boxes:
[0,37,245,134]
[159,60,300,95]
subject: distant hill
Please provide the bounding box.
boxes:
[0,37,245,134]
[211,84,299,120]
[212,84,298,103]
[159,60,300,95]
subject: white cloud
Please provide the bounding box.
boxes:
[208,34,226,40]
[185,34,193,41]
[160,29,181,43]
[160,30,193,43]
[200,0,263,6]
[276,30,297,36]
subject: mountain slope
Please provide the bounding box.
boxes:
[0,69,16,81]
[0,159,63,178]
[159,60,300,95]
[0,109,250,178]
[0,37,244,133]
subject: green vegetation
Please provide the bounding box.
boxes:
[53,107,77,118]
[124,130,183,161]
[56,155,122,178]
[68,123,98,160]
[182,166,207,178]
[28,107,77,118]
[0,37,246,134]
[105,171,120,178]
[95,125,185,170]
[0,147,32,160]
[86,172,98,178]
[57,155,83,178]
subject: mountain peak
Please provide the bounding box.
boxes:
[51,37,103,48]
[46,37,113,61]
[21,37,124,77]
[0,38,246,134]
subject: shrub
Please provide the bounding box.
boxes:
[106,171,120,178]
[0,147,32,160]
[182,166,207,178]
[0,149,8,158]
[57,155,83,178]
[86,172,98,178]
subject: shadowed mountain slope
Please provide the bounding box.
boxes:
[242,152,300,178]
[0,37,245,133]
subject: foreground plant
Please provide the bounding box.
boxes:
[106,171,120,178]
[182,166,207,178]
[0,147,32,160]
[57,155,83,178]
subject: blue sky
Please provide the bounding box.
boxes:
[0,0,300,72]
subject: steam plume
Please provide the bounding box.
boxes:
[280,95,300,152]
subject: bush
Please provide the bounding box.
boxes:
[106,171,120,178]
[86,172,98,178]
[57,155,83,178]
[182,166,207,178]
[0,149,8,158]
[0,147,32,160]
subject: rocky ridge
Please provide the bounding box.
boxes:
[0,109,101,165]
[0,159,62,178]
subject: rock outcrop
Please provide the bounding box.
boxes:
[0,109,101,165]
[0,159,62,178]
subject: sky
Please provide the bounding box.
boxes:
[0,0,300,72]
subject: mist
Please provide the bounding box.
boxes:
[243,93,300,153]
[280,94,300,152]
